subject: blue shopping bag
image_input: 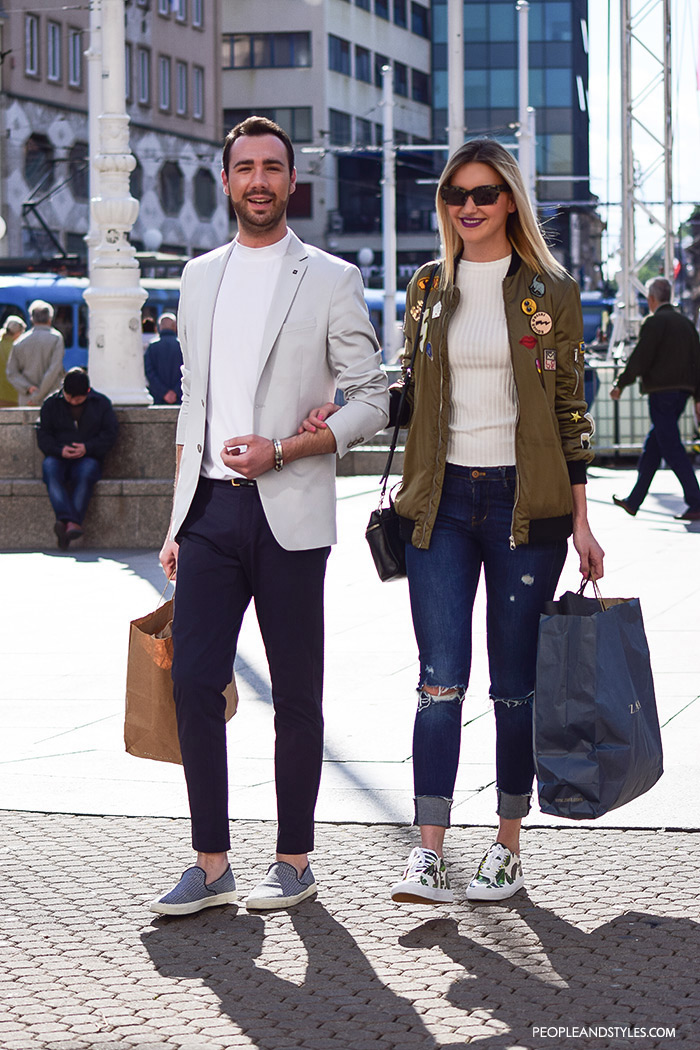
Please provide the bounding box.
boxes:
[534,582,663,819]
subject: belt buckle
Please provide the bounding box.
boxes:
[230,477,245,487]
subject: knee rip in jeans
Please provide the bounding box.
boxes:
[491,691,533,709]
[417,684,466,710]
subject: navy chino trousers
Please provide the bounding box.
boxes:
[171,477,329,856]
[627,390,700,512]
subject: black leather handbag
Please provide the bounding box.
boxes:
[365,267,437,582]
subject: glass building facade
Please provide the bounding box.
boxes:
[432,0,592,264]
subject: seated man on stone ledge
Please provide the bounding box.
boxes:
[36,368,119,549]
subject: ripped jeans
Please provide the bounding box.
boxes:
[405,464,567,826]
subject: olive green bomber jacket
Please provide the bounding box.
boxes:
[394,252,595,549]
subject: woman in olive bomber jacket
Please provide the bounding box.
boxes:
[388,139,605,909]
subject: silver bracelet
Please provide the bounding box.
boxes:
[273,438,284,472]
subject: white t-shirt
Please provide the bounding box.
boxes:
[447,255,518,468]
[201,231,291,479]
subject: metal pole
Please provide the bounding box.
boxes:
[447,0,464,155]
[616,0,640,346]
[663,0,673,281]
[516,1,535,204]
[381,65,397,360]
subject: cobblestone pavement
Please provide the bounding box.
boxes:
[1,813,697,1050]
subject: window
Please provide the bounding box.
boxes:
[394,0,407,27]
[193,66,204,119]
[223,32,311,69]
[355,0,370,9]
[192,0,203,27]
[394,61,408,97]
[158,0,170,15]
[329,109,352,146]
[25,15,39,76]
[224,107,312,143]
[138,48,151,105]
[287,182,312,220]
[176,62,187,115]
[329,35,351,75]
[357,118,373,146]
[175,0,187,23]
[194,168,217,219]
[355,46,371,83]
[159,162,184,215]
[411,68,429,105]
[375,0,389,19]
[411,2,430,37]
[69,142,89,201]
[24,134,54,191]
[159,56,171,110]
[125,43,132,101]
[130,159,143,200]
[47,21,61,82]
[68,28,82,88]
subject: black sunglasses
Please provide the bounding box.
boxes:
[439,183,510,207]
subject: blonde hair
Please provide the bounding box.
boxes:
[0,315,27,340]
[435,138,567,287]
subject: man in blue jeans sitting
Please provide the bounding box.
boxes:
[37,368,119,548]
[610,277,700,521]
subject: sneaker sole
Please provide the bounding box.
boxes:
[391,884,454,905]
[465,877,525,902]
[245,881,317,911]
[149,890,238,916]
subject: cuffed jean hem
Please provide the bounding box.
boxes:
[414,794,453,828]
[496,789,532,819]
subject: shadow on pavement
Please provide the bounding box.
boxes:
[142,900,471,1050]
[399,902,698,1049]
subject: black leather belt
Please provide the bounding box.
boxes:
[205,477,257,488]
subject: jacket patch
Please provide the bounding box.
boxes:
[519,335,537,350]
[529,274,546,298]
[544,349,557,370]
[432,300,442,319]
[410,298,424,322]
[531,311,553,335]
[418,274,439,291]
[521,297,537,316]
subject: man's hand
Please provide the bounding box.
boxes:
[297,402,340,434]
[163,390,177,405]
[61,443,86,459]
[27,385,38,395]
[159,538,179,580]
[221,434,275,478]
[610,386,621,401]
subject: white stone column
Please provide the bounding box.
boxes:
[84,0,150,405]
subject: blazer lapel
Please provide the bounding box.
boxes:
[195,241,236,374]
[255,233,308,384]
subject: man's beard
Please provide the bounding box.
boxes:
[233,193,289,235]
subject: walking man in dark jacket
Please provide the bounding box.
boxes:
[144,313,183,404]
[610,277,700,521]
[37,368,119,548]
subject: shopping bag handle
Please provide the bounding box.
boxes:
[157,574,176,607]
[578,576,608,611]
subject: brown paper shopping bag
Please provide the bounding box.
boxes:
[124,597,238,765]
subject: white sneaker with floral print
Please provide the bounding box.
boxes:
[391,846,454,904]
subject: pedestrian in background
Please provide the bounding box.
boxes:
[0,315,27,406]
[36,368,118,549]
[144,313,183,405]
[610,276,700,521]
[142,316,158,354]
[387,138,604,906]
[151,116,388,917]
[6,299,65,407]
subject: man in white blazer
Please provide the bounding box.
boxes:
[150,117,389,917]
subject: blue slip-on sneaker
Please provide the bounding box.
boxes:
[245,861,317,911]
[149,865,238,916]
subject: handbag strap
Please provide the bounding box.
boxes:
[378,264,439,506]
[577,576,608,611]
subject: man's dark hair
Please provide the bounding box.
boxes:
[63,368,90,397]
[222,116,295,175]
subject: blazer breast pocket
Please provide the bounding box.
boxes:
[280,318,318,334]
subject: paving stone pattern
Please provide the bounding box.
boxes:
[1,814,697,1050]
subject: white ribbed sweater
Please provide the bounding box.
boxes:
[447,255,517,467]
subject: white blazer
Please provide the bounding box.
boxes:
[171,231,389,551]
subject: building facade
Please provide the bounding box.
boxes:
[0,1,226,266]
[221,0,436,282]
[432,0,602,284]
